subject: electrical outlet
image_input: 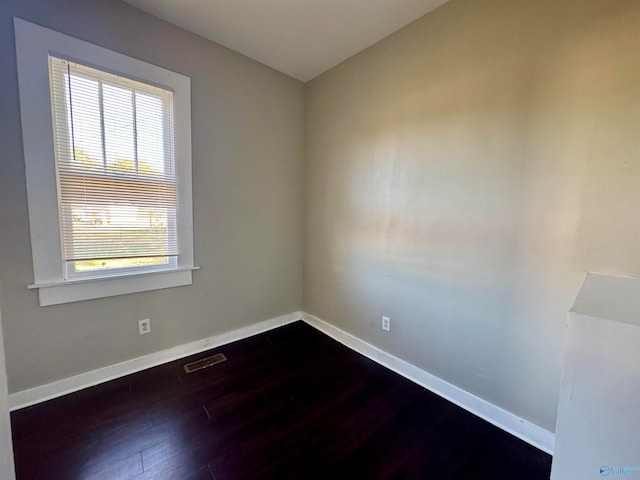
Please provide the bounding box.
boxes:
[382,316,391,332]
[138,318,151,335]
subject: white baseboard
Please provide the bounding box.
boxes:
[8,308,555,456]
[301,312,555,455]
[8,311,303,411]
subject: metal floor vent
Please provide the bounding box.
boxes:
[183,353,227,373]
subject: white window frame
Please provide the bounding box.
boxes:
[14,18,197,306]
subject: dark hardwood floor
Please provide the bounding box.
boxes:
[11,321,552,479]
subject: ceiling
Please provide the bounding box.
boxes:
[123,0,449,82]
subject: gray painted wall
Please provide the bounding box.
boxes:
[0,0,305,393]
[304,0,640,432]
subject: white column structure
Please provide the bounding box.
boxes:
[0,300,16,480]
[552,273,640,480]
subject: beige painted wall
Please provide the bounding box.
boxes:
[0,0,305,393]
[304,0,640,432]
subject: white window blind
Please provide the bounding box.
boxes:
[48,56,179,274]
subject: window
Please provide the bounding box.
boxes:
[49,58,179,278]
[15,19,196,306]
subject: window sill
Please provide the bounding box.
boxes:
[28,266,200,306]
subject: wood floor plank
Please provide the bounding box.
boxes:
[11,321,552,480]
[83,452,143,480]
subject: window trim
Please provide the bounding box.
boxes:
[14,18,196,306]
